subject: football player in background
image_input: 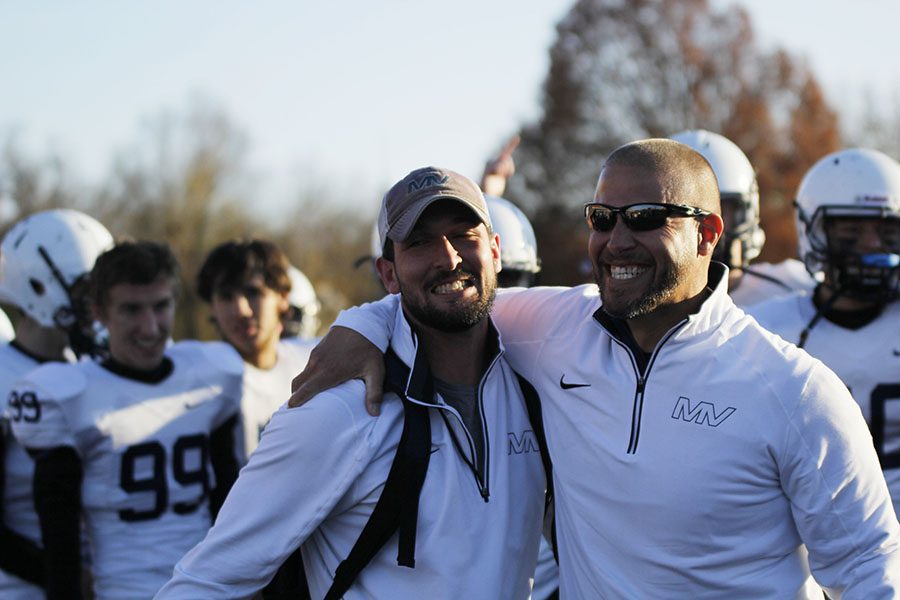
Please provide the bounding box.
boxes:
[0,209,113,599]
[11,240,243,599]
[749,147,900,516]
[281,265,322,341]
[196,239,313,460]
[669,129,815,306]
[196,239,314,599]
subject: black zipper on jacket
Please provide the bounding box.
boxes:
[595,309,689,454]
[403,327,503,502]
[439,411,489,501]
[434,350,501,502]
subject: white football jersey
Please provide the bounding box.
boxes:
[11,340,243,599]
[0,342,45,599]
[749,295,900,515]
[730,259,816,308]
[238,339,313,458]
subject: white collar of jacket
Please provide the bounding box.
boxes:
[387,299,505,406]
[593,261,734,348]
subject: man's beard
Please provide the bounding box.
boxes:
[594,257,683,320]
[400,268,497,332]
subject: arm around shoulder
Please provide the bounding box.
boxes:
[492,284,596,344]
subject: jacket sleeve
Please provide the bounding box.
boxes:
[331,294,399,352]
[155,382,376,598]
[780,363,900,598]
[490,285,594,344]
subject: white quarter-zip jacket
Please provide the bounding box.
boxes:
[749,293,900,518]
[335,263,900,599]
[156,303,546,599]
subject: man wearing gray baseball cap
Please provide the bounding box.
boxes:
[157,167,549,599]
[378,166,493,249]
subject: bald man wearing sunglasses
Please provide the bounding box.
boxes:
[293,139,900,597]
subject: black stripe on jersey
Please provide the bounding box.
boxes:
[31,446,84,597]
[0,433,44,585]
[593,307,689,454]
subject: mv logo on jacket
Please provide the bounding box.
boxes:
[671,397,735,427]
[508,430,540,455]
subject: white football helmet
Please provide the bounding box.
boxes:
[282,265,321,340]
[0,306,13,342]
[0,209,113,329]
[670,129,765,267]
[485,195,541,288]
[370,220,382,261]
[795,148,900,300]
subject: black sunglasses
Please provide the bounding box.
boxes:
[584,202,711,232]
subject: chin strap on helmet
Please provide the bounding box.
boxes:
[38,245,105,359]
[797,288,845,350]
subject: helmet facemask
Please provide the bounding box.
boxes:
[38,248,107,358]
[713,194,765,269]
[800,204,900,304]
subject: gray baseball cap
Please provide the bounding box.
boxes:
[377,166,492,251]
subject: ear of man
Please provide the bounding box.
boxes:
[697,214,724,257]
[375,256,401,294]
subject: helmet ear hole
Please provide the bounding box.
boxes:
[29,278,45,296]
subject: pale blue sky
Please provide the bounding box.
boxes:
[1,1,898,218]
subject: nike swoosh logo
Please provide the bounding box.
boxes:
[559,375,591,390]
[429,446,440,455]
[181,385,224,410]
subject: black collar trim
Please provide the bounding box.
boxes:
[101,356,174,383]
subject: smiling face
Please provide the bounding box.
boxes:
[377,200,501,333]
[96,276,175,371]
[211,273,288,363]
[589,163,716,320]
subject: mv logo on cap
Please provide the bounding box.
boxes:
[407,173,449,193]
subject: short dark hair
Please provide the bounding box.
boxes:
[381,238,395,262]
[196,239,291,302]
[603,138,721,215]
[90,240,180,309]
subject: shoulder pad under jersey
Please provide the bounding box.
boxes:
[169,339,244,377]
[16,361,88,403]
